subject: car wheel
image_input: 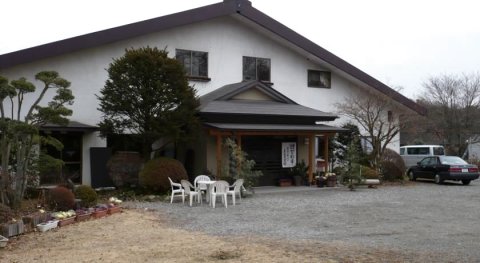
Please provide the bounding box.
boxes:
[434,174,443,184]
[408,170,416,181]
[462,180,471,185]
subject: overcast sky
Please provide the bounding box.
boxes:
[1,0,480,99]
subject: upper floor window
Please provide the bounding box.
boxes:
[175,49,209,79]
[243,56,271,82]
[308,70,331,88]
[387,110,393,122]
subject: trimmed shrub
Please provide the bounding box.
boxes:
[74,185,98,207]
[0,203,13,224]
[139,157,188,192]
[361,165,380,179]
[47,186,75,211]
[380,149,406,181]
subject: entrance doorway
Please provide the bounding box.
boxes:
[242,136,296,186]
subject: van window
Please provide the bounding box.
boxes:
[433,147,444,155]
[407,147,429,155]
[400,148,405,155]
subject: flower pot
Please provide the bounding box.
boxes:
[316,177,326,187]
[1,221,25,237]
[75,212,91,222]
[92,209,108,219]
[0,235,8,248]
[326,176,337,187]
[37,220,59,232]
[293,175,303,186]
[279,179,292,187]
[107,206,122,215]
[23,213,50,232]
[58,217,76,227]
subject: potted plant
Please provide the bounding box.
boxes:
[37,220,59,232]
[290,160,308,186]
[1,220,25,237]
[0,235,8,248]
[316,172,326,187]
[92,205,109,219]
[51,210,77,227]
[325,172,337,187]
[75,209,92,222]
[107,197,123,214]
[22,210,50,232]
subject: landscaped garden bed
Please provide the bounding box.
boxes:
[0,186,125,248]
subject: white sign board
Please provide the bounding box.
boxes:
[282,142,297,168]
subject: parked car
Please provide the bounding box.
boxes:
[407,156,479,185]
[400,145,445,168]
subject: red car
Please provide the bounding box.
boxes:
[408,156,479,185]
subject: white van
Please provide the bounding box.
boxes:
[400,145,445,168]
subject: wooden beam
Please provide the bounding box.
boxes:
[324,134,329,173]
[208,128,336,137]
[308,134,315,185]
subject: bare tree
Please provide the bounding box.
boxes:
[335,92,412,170]
[418,73,480,155]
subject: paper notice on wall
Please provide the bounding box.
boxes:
[282,142,296,168]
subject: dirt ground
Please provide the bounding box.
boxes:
[0,209,438,263]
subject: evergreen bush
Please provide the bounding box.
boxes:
[223,138,262,189]
[361,165,380,179]
[74,185,98,207]
[139,157,188,192]
[47,186,75,211]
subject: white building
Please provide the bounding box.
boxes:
[0,0,424,186]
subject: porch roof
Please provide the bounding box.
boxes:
[204,122,346,133]
[40,121,98,132]
[201,100,337,120]
[199,80,338,124]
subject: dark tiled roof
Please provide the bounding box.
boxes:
[204,123,346,132]
[201,100,336,119]
[199,80,338,123]
[0,0,425,115]
[199,80,295,107]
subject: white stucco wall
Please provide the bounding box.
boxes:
[81,131,107,185]
[0,14,406,183]
[0,16,372,125]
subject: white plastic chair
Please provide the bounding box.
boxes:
[168,177,184,204]
[211,181,229,208]
[194,175,211,193]
[180,180,202,207]
[227,179,244,206]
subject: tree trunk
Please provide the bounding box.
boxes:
[0,133,11,206]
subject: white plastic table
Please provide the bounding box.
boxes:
[197,180,216,203]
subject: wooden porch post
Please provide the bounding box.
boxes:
[236,134,242,173]
[324,134,329,173]
[216,134,222,177]
[308,134,315,184]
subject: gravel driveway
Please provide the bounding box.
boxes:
[126,180,480,262]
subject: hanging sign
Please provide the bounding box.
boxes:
[282,142,297,168]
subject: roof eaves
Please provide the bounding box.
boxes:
[0,1,237,69]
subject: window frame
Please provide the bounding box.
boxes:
[308,70,331,88]
[242,56,271,83]
[175,49,210,81]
